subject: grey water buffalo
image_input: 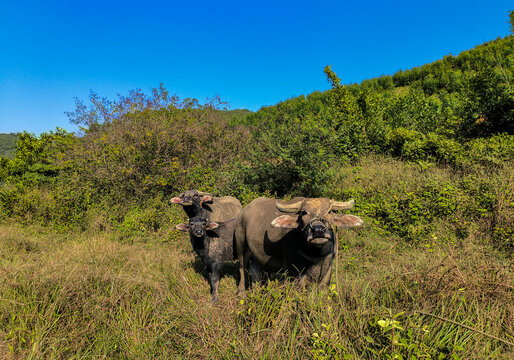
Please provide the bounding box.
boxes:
[171,190,242,222]
[176,216,236,302]
[234,197,363,294]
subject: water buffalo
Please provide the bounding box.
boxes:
[171,190,242,222]
[234,197,363,295]
[176,216,236,302]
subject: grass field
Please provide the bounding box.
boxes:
[0,221,512,359]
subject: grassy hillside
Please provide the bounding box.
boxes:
[0,133,18,159]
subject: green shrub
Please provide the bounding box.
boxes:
[465,133,514,167]
[385,128,464,165]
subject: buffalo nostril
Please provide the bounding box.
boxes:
[312,226,325,235]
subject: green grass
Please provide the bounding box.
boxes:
[0,223,512,359]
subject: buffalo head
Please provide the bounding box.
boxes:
[176,216,219,238]
[271,198,363,244]
[171,190,213,206]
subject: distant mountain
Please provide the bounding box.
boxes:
[0,133,18,159]
[219,109,253,124]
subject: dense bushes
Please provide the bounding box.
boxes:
[0,130,73,184]
[240,34,512,196]
[0,133,17,159]
[66,107,248,198]
[0,33,512,252]
[330,155,513,251]
[0,93,252,232]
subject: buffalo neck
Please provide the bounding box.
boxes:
[296,235,334,263]
[191,235,206,252]
[183,203,214,219]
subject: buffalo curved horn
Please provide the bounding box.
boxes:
[330,198,355,211]
[275,199,304,213]
[197,191,212,196]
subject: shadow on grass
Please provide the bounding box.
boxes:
[189,256,240,284]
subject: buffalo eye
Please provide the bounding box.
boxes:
[301,213,311,224]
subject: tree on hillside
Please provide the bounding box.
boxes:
[65,83,181,132]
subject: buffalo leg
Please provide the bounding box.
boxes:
[237,247,250,296]
[319,254,334,286]
[235,221,247,296]
[210,263,221,302]
[249,261,263,285]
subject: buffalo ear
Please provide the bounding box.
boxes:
[332,214,363,228]
[171,197,183,204]
[200,194,213,204]
[206,222,219,230]
[175,223,189,232]
[271,215,299,229]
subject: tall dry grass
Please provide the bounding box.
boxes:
[0,221,512,359]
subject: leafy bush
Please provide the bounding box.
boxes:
[0,129,73,184]
[0,89,252,232]
[0,133,18,159]
[384,128,464,165]
[465,133,514,167]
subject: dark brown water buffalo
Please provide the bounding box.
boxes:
[176,216,236,302]
[234,197,363,295]
[171,190,242,222]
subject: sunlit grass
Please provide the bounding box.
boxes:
[0,223,512,359]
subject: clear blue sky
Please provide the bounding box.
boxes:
[0,0,512,134]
